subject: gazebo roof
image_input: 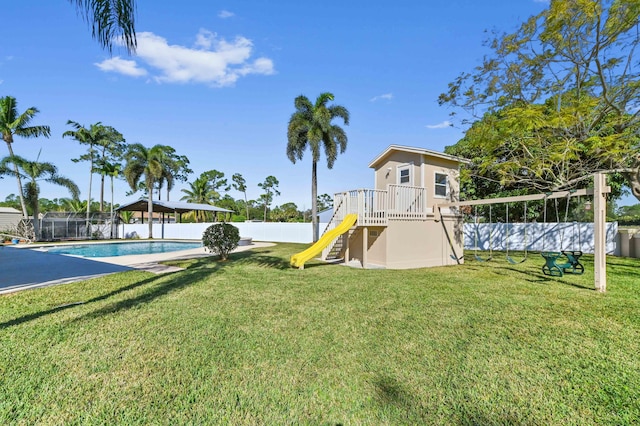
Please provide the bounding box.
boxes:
[116,199,234,214]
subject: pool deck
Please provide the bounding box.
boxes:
[1,241,274,295]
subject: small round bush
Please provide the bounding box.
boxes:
[202,223,240,261]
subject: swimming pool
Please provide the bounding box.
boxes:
[40,241,203,258]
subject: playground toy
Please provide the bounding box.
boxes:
[436,172,610,292]
[292,144,610,293]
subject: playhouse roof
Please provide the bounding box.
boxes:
[116,199,234,214]
[368,144,471,169]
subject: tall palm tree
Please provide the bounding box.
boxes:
[0,96,51,219]
[154,145,192,201]
[70,0,137,53]
[96,159,121,237]
[287,92,350,241]
[123,143,164,238]
[63,121,111,233]
[180,176,217,222]
[94,125,125,212]
[0,155,80,240]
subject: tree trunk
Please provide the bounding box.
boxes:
[312,160,318,242]
[100,174,105,212]
[263,199,268,222]
[86,149,93,238]
[110,176,114,238]
[148,179,154,239]
[5,141,28,218]
[244,192,249,220]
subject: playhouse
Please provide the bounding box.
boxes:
[292,145,470,269]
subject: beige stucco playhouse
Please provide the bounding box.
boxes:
[321,144,470,269]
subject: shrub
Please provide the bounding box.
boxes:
[202,223,240,261]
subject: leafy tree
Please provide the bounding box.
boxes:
[201,170,230,201]
[0,194,21,210]
[287,92,350,241]
[316,193,333,212]
[271,202,300,222]
[232,173,249,220]
[0,96,51,218]
[0,155,79,239]
[258,176,280,222]
[70,0,137,53]
[123,143,165,238]
[439,0,640,200]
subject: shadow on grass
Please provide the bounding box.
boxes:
[464,256,595,291]
[0,273,163,329]
[73,267,216,322]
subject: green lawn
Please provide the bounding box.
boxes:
[1,244,639,425]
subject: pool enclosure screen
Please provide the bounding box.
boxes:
[39,212,118,241]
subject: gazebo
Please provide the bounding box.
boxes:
[116,200,234,224]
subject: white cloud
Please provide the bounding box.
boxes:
[0,79,3,85]
[94,57,148,77]
[425,120,452,129]
[95,30,274,87]
[370,93,393,102]
[218,10,235,18]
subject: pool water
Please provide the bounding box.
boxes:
[41,241,203,258]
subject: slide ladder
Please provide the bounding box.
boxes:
[291,214,358,269]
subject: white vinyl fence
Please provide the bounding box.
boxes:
[463,222,618,255]
[120,222,327,244]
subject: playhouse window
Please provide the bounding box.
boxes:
[398,166,411,184]
[434,173,448,197]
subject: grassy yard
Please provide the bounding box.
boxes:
[1,244,639,425]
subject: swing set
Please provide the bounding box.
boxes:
[436,173,610,293]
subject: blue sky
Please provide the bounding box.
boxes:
[1,0,635,209]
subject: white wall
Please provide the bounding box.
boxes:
[120,222,327,244]
[463,222,618,255]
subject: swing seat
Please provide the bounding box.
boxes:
[560,250,584,275]
[474,254,492,262]
[541,252,566,277]
[506,255,526,265]
[541,251,584,277]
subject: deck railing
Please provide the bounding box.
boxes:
[387,185,427,220]
[321,186,428,259]
[331,186,426,227]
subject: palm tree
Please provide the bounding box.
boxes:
[96,159,121,237]
[287,92,350,241]
[154,145,192,201]
[123,143,164,238]
[0,155,79,240]
[63,121,112,233]
[180,176,218,222]
[94,126,125,212]
[70,0,137,53]
[0,96,51,219]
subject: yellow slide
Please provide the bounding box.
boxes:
[290,214,358,269]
